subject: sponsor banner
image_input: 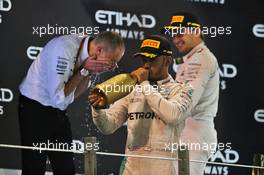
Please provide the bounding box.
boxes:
[27,46,43,60]
[253,24,264,38]
[219,63,238,90]
[0,88,14,117]
[254,109,264,123]
[95,10,156,40]
[205,149,240,175]
[0,0,12,24]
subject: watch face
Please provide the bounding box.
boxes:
[81,68,89,76]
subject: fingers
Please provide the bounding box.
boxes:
[131,67,149,84]
[187,66,200,72]
[83,56,116,73]
[88,94,98,99]
[185,68,199,77]
[94,56,117,67]
[92,97,103,106]
[138,67,149,72]
[180,92,191,103]
[131,67,150,84]
[90,65,111,73]
[92,97,105,108]
[130,72,139,83]
[88,95,100,104]
[183,73,197,81]
[183,63,201,81]
[188,63,201,66]
[186,71,198,76]
[131,70,141,84]
[180,84,193,98]
[176,93,192,112]
[181,95,192,105]
[90,59,112,65]
[175,82,193,112]
[87,55,112,64]
[88,93,106,108]
[88,55,96,60]
[88,96,98,103]
[87,60,112,67]
[84,60,112,73]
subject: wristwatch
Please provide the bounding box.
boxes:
[80,67,90,77]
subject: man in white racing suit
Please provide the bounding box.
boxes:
[163,12,219,175]
[89,35,199,175]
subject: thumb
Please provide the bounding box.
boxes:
[130,73,139,84]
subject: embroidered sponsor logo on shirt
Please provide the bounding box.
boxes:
[56,57,69,75]
[127,112,160,120]
[162,87,171,94]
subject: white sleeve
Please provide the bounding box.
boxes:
[92,95,129,135]
[141,81,192,125]
[43,38,77,110]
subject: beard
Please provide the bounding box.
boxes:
[149,80,157,86]
[148,75,162,85]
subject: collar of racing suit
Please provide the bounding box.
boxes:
[156,74,174,86]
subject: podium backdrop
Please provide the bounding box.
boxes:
[0,0,264,174]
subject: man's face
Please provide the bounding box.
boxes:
[172,28,199,54]
[141,56,166,82]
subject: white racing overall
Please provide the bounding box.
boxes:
[92,75,193,175]
[176,42,219,175]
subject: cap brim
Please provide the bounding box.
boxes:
[165,22,201,28]
[134,52,158,59]
[161,25,180,35]
[164,25,180,30]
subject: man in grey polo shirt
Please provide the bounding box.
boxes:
[18,31,125,175]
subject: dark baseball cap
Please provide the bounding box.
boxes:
[134,35,173,59]
[163,12,201,30]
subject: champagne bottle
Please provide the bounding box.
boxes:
[90,57,187,109]
[90,73,137,109]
